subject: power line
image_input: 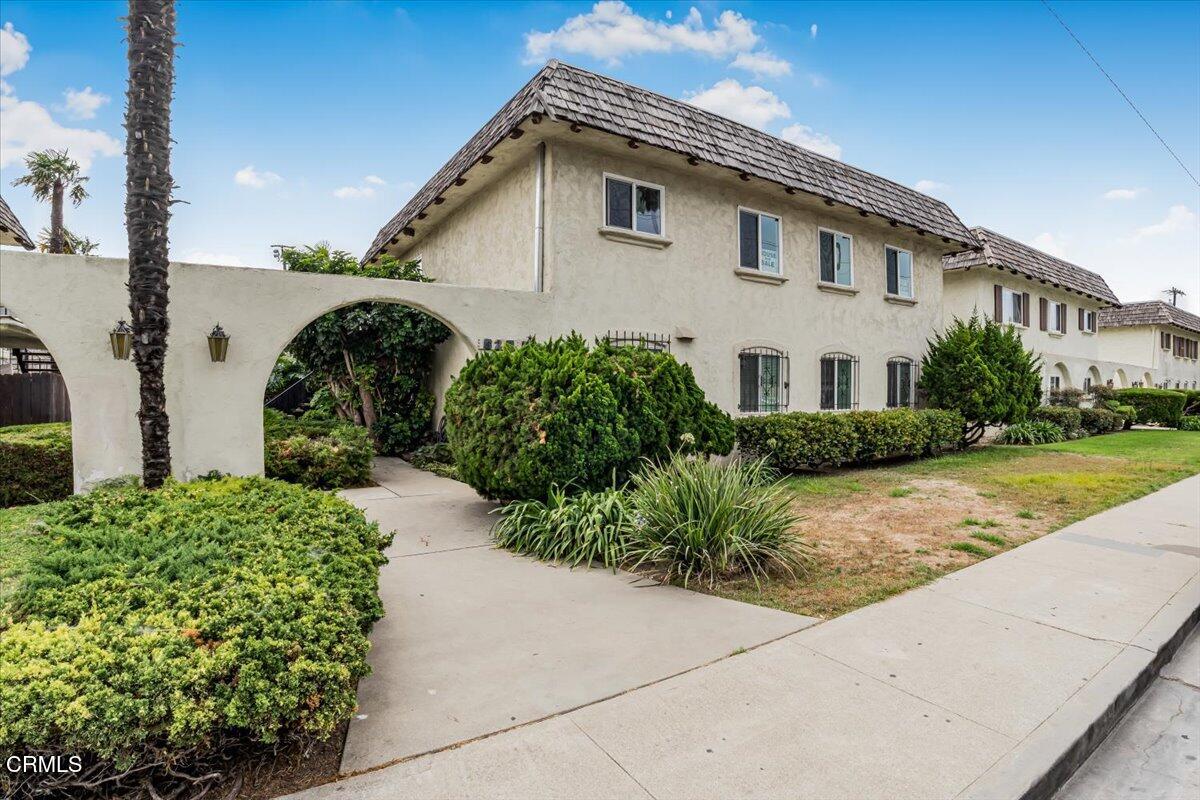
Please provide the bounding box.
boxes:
[1041,0,1199,188]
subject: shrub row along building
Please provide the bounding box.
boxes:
[364,62,1196,416]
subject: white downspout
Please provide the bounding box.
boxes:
[533,141,545,293]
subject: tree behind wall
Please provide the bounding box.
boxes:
[10,149,89,254]
[280,245,451,454]
[125,0,176,487]
[918,315,1042,445]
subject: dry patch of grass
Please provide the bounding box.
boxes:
[710,431,1200,619]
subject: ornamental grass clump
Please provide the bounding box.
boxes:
[626,455,812,588]
[490,485,633,570]
[996,420,1066,445]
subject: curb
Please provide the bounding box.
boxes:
[961,574,1200,800]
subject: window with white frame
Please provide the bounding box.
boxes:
[819,229,853,286]
[820,353,858,410]
[1083,376,1093,392]
[1002,287,1025,326]
[604,174,663,236]
[1048,301,1065,333]
[886,357,915,408]
[738,347,789,412]
[1081,309,1097,333]
[885,246,913,298]
[1049,375,1061,391]
[738,209,781,274]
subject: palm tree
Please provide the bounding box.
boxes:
[10,149,89,254]
[125,0,176,487]
[1164,287,1186,306]
[37,226,99,255]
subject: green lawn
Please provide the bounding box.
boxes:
[710,430,1200,619]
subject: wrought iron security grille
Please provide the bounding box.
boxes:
[819,352,859,410]
[738,347,789,412]
[601,330,671,353]
[886,357,916,408]
[476,336,532,352]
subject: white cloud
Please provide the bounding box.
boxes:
[1101,187,1146,201]
[730,51,791,78]
[333,185,375,199]
[364,175,386,185]
[234,165,282,189]
[810,24,818,39]
[1126,205,1197,241]
[1032,232,1068,257]
[524,1,760,65]
[0,22,31,77]
[914,179,949,196]
[780,123,842,160]
[0,93,120,170]
[181,250,247,267]
[683,79,789,129]
[61,86,109,120]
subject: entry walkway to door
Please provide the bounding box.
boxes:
[292,468,1199,800]
[334,458,818,774]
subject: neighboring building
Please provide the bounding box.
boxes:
[0,195,37,373]
[1099,301,1200,390]
[365,61,977,416]
[941,227,1148,393]
[0,195,35,251]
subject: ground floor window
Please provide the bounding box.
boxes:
[739,347,789,412]
[1083,376,1093,392]
[1049,375,1061,391]
[820,353,858,410]
[886,357,915,408]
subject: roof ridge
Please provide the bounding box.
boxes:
[972,226,1111,282]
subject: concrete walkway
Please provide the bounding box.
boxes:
[292,469,1200,800]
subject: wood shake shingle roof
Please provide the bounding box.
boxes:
[0,195,34,250]
[1099,301,1200,335]
[943,226,1120,305]
[364,61,977,263]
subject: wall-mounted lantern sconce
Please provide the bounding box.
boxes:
[109,320,133,360]
[207,323,230,363]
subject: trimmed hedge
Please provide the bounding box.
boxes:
[1030,406,1083,434]
[1079,407,1124,435]
[1113,388,1187,427]
[0,477,390,797]
[734,408,964,471]
[262,410,374,489]
[0,423,73,507]
[444,336,734,501]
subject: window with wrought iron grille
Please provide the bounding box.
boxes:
[738,347,789,412]
[601,330,671,353]
[886,357,916,408]
[476,336,531,352]
[820,352,858,410]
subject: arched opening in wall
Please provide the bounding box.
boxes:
[1084,366,1102,393]
[1113,368,1128,388]
[0,304,75,505]
[1048,362,1071,393]
[1143,371,1154,388]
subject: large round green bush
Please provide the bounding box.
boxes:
[0,477,391,797]
[444,336,733,501]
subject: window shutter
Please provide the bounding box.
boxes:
[739,211,759,269]
[1090,313,1097,333]
[1059,303,1067,333]
[1021,292,1030,326]
[605,178,632,229]
[886,249,899,295]
[1039,297,1048,331]
[994,285,1003,322]
[820,231,835,282]
[1078,307,1085,331]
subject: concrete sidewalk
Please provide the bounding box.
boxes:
[293,470,1199,800]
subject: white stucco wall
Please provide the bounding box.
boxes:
[1154,324,1200,389]
[0,251,550,489]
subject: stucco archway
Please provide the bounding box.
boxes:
[1085,366,1102,391]
[1,251,550,489]
[1143,371,1154,388]
[1050,362,1072,390]
[1113,368,1127,388]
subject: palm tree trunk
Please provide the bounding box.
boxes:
[49,180,64,254]
[125,0,176,488]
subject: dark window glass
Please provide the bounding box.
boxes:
[886,248,898,295]
[819,230,835,283]
[739,210,759,269]
[635,185,661,234]
[887,360,913,407]
[820,357,835,409]
[605,178,632,229]
[739,352,759,412]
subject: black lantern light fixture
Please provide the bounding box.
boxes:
[207,323,230,363]
[109,320,133,360]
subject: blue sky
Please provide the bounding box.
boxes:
[2,1,1197,309]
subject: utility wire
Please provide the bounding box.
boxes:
[1041,0,1199,188]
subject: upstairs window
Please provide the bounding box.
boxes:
[819,229,853,286]
[1041,299,1066,334]
[820,352,858,410]
[1161,331,1172,350]
[604,174,663,236]
[886,357,916,408]
[1079,308,1097,333]
[738,209,781,274]
[738,347,789,413]
[885,246,913,298]
[996,286,1028,326]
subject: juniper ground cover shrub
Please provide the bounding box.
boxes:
[0,423,72,507]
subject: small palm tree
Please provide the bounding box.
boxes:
[10,149,90,254]
[37,226,99,255]
[1164,287,1186,307]
[125,0,176,487]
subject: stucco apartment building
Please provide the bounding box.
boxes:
[364,61,977,416]
[1098,301,1200,391]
